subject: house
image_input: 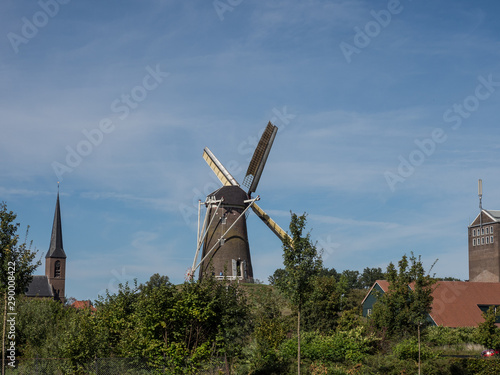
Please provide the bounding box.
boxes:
[362,280,500,327]
[25,192,67,303]
[362,185,500,328]
[71,300,96,312]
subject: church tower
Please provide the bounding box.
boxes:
[45,192,67,303]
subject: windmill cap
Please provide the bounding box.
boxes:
[207,186,248,207]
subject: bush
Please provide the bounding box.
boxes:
[280,328,377,364]
[453,357,500,375]
[425,326,476,346]
[392,337,439,362]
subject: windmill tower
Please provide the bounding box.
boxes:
[191,122,290,281]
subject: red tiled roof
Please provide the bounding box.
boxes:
[364,280,500,327]
[376,280,389,293]
[71,300,96,311]
[430,281,500,327]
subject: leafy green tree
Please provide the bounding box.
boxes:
[317,267,339,280]
[0,202,40,294]
[16,297,72,359]
[61,307,103,372]
[119,274,176,363]
[475,306,500,350]
[273,212,323,375]
[360,267,385,289]
[302,275,341,333]
[94,280,140,357]
[251,286,288,351]
[93,274,250,374]
[268,268,286,286]
[370,253,434,337]
[0,202,40,373]
[341,270,361,290]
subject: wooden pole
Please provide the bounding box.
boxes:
[297,307,301,375]
[418,323,421,375]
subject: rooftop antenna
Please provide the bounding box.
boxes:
[478,179,483,228]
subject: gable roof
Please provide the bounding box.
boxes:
[361,280,389,305]
[363,280,500,327]
[25,275,54,298]
[430,281,500,327]
[470,209,500,226]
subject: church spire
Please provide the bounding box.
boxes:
[46,190,66,259]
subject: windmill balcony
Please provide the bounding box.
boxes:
[215,275,244,281]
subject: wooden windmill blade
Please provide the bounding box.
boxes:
[243,122,278,194]
[251,203,291,243]
[203,147,239,186]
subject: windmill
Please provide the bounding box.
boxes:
[190,122,290,282]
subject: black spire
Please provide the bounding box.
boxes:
[46,192,66,259]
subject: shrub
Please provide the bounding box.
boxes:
[392,337,439,362]
[425,326,476,346]
[280,327,377,364]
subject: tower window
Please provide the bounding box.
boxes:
[482,237,485,245]
[473,238,476,246]
[486,236,489,244]
[491,226,494,234]
[486,227,489,234]
[55,260,61,278]
[482,228,485,235]
[491,236,494,243]
[473,229,476,236]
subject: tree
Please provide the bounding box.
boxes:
[360,267,385,289]
[93,280,140,358]
[475,306,500,350]
[0,202,40,374]
[93,274,250,374]
[318,267,339,280]
[16,297,72,359]
[370,253,434,338]
[0,202,40,293]
[273,212,323,375]
[302,275,341,333]
[341,269,361,290]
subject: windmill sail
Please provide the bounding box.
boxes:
[251,203,290,243]
[243,122,278,194]
[203,147,239,186]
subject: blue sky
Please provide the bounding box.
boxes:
[2,0,500,301]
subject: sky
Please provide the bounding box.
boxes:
[2,0,500,301]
